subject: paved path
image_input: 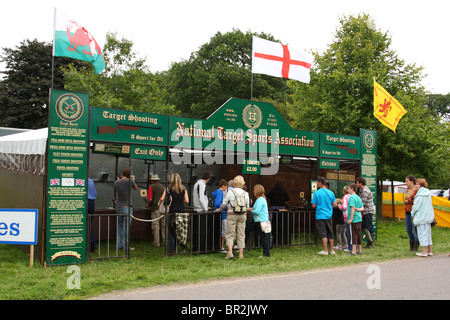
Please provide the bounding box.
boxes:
[91,254,450,300]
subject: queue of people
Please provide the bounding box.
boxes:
[103,168,436,260]
[311,177,375,256]
[162,172,376,259]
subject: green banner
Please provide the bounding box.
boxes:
[360,128,378,239]
[169,98,319,157]
[89,107,169,146]
[319,133,360,159]
[46,90,89,265]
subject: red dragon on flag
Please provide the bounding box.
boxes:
[53,9,106,74]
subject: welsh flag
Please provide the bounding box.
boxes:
[53,8,105,74]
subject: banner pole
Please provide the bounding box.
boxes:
[29,245,34,268]
[250,73,254,100]
[51,7,56,89]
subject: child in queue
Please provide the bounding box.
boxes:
[347,184,365,256]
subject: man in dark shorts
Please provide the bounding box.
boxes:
[311,177,337,255]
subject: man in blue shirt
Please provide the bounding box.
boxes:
[212,179,229,252]
[311,177,337,255]
[88,178,97,251]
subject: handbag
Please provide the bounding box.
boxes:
[260,221,272,233]
[256,216,271,233]
[159,188,172,214]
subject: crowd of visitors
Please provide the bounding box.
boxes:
[110,169,437,259]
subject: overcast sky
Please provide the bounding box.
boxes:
[1,0,448,94]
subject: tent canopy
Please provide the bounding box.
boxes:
[0,128,47,155]
[0,128,48,175]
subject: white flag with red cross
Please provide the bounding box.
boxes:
[251,36,313,84]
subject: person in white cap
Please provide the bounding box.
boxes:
[146,174,165,247]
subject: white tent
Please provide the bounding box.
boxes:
[0,128,48,175]
[382,180,407,193]
[0,127,47,155]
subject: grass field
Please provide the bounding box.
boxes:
[1,218,449,300]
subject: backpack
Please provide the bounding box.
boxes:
[231,189,247,213]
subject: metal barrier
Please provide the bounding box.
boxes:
[87,211,131,260]
[271,209,316,246]
[86,209,316,259]
[164,211,222,256]
[165,209,316,256]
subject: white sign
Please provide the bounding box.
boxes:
[0,209,38,245]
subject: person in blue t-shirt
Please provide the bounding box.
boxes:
[212,179,229,252]
[347,184,365,256]
[246,184,270,258]
[311,177,337,255]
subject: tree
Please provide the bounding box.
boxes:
[64,32,177,115]
[288,13,449,185]
[102,31,147,77]
[0,39,86,128]
[165,29,292,118]
[426,93,450,121]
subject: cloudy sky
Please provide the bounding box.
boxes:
[1,0,448,94]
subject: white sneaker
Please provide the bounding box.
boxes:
[330,250,336,255]
[416,252,428,257]
[318,250,328,255]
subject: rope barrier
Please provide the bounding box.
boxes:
[130,214,165,223]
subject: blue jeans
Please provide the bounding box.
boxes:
[88,199,97,250]
[362,214,374,233]
[116,206,132,250]
[405,213,418,242]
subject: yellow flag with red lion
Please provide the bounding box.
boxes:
[373,80,407,132]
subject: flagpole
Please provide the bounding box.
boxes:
[51,55,55,90]
[373,77,376,130]
[250,73,254,100]
[51,7,57,89]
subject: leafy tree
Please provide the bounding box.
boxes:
[0,39,85,128]
[288,13,449,185]
[64,32,177,115]
[165,29,292,118]
[102,31,147,77]
[426,93,450,121]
